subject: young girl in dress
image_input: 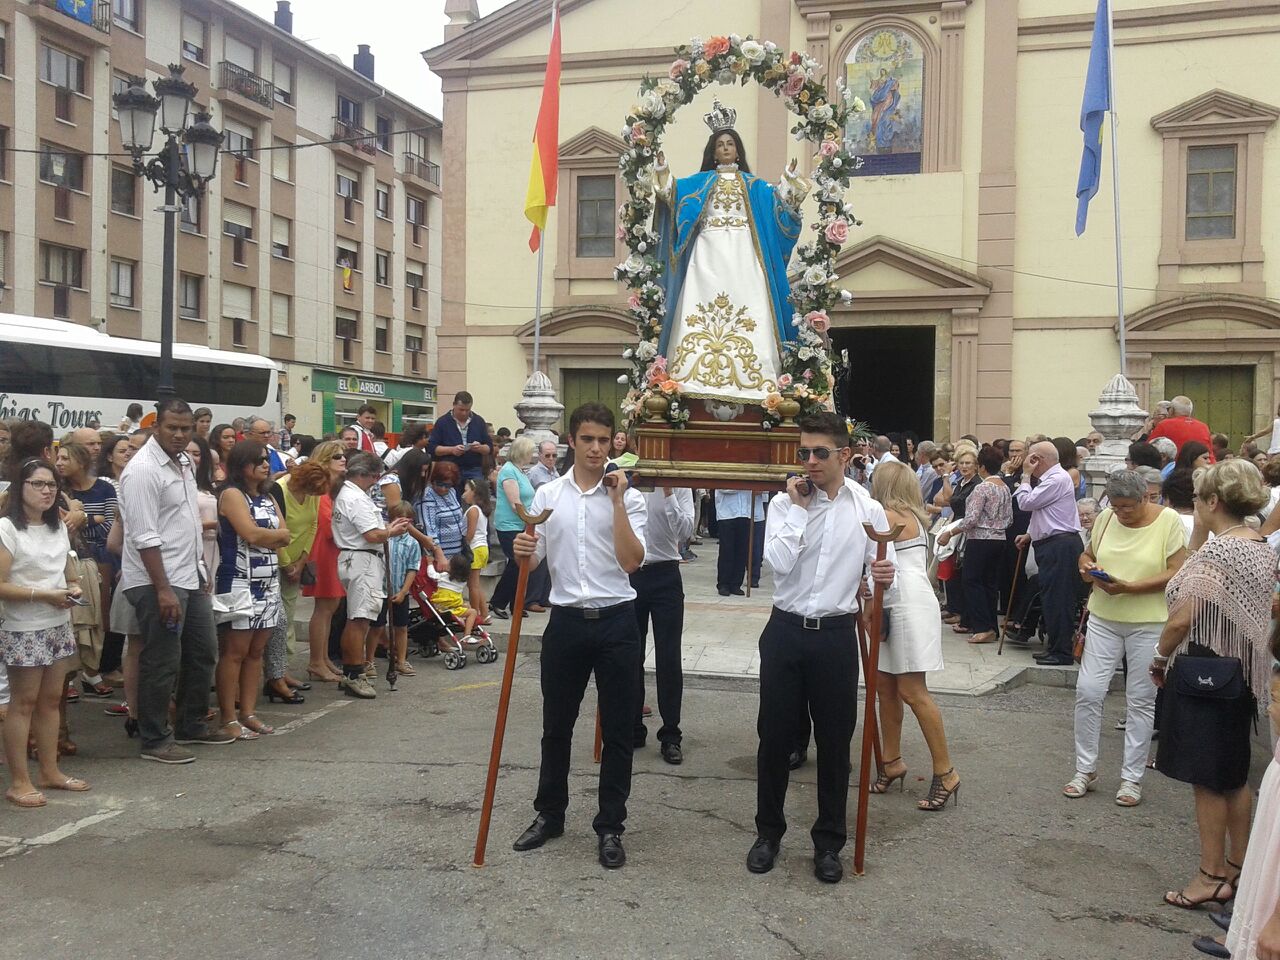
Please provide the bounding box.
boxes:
[428,552,479,641]
[462,479,492,625]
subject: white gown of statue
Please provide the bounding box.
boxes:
[657,165,806,405]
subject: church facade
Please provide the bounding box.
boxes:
[425,0,1280,445]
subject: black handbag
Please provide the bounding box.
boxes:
[1170,654,1246,701]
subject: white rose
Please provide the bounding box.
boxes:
[636,340,658,361]
[716,69,734,85]
[617,374,630,385]
[729,34,742,46]
[808,104,833,124]
[852,96,867,113]
[622,348,634,359]
[637,90,666,119]
[624,254,644,273]
[797,346,814,361]
[803,265,827,286]
[740,40,765,63]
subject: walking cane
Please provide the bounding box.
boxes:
[997,543,1027,657]
[854,613,884,774]
[383,540,398,691]
[745,497,756,599]
[473,502,553,868]
[854,520,902,877]
[593,708,603,763]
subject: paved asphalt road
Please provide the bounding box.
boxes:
[0,652,1228,960]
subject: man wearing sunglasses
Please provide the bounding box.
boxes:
[747,412,896,884]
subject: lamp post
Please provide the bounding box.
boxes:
[113,64,222,400]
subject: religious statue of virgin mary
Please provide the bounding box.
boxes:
[654,99,810,405]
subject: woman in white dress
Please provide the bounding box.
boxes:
[870,460,960,811]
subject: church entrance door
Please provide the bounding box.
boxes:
[834,325,935,440]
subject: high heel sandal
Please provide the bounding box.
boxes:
[1226,858,1242,888]
[263,680,305,705]
[1164,869,1235,910]
[918,769,960,811]
[306,669,339,683]
[870,758,907,794]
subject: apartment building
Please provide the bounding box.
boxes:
[0,0,443,435]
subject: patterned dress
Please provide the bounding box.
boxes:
[216,490,283,631]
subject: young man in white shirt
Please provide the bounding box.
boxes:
[747,412,896,884]
[631,485,694,764]
[331,452,411,699]
[349,405,378,455]
[511,403,648,869]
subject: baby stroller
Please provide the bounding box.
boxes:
[406,559,497,670]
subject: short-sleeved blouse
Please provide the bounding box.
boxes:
[1087,506,1187,623]
[952,479,1012,541]
[494,461,535,533]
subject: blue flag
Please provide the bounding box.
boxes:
[1075,0,1111,235]
[57,0,94,25]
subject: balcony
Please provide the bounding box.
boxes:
[37,0,111,36]
[403,152,440,186]
[218,61,275,109]
[333,117,377,158]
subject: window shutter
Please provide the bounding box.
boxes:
[272,138,291,180]
[182,15,203,47]
[225,36,256,71]
[271,293,290,335]
[222,282,252,320]
[224,118,254,143]
[274,62,292,95]
[223,201,253,229]
[272,215,290,247]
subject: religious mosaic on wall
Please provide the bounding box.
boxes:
[845,27,924,176]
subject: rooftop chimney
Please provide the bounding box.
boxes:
[353,44,375,81]
[274,1,292,34]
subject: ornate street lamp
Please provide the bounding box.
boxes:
[113,64,221,400]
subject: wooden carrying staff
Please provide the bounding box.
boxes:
[854,613,884,775]
[853,520,902,877]
[473,502,553,868]
[996,543,1027,656]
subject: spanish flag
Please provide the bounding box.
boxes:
[524,0,561,252]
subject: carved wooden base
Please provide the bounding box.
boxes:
[633,406,799,491]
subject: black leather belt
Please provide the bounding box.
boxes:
[639,559,680,570]
[339,548,381,557]
[554,601,634,621]
[771,607,856,631]
[1035,531,1079,546]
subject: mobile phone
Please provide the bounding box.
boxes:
[1088,569,1113,583]
[69,595,89,606]
[787,473,813,496]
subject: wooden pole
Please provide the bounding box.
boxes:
[473,503,553,868]
[854,613,883,773]
[745,498,756,598]
[853,520,902,877]
[997,544,1027,657]
[593,706,603,763]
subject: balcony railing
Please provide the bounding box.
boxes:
[333,117,377,157]
[403,152,440,186]
[218,61,275,109]
[40,0,112,34]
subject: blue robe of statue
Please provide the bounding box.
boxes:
[653,165,804,402]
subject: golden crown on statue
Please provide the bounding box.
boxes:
[702,98,737,133]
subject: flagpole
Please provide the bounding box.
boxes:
[1104,0,1127,376]
[533,234,545,374]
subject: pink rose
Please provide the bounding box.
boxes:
[630,122,648,144]
[789,51,802,66]
[783,72,805,98]
[819,139,838,158]
[628,293,642,310]
[824,218,849,245]
[617,225,627,241]
[802,368,814,381]
[805,310,830,333]
[669,59,689,78]
[778,373,793,388]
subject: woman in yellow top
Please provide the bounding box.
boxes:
[1066,469,1188,807]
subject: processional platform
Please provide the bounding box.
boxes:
[632,402,799,492]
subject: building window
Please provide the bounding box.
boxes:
[336,170,360,201]
[375,250,390,286]
[271,137,292,181]
[110,166,136,215]
[180,194,201,234]
[271,292,290,336]
[223,282,253,346]
[405,325,424,373]
[112,0,139,32]
[375,317,389,353]
[41,243,83,288]
[375,182,390,219]
[224,119,255,158]
[336,312,359,363]
[179,273,202,318]
[273,62,292,106]
[39,144,84,190]
[576,175,615,257]
[336,242,360,273]
[182,15,207,64]
[224,35,256,73]
[232,319,247,347]
[271,215,291,259]
[1,22,9,76]
[407,194,425,245]
[40,45,84,93]
[223,202,254,265]
[110,259,135,307]
[406,262,424,309]
[1185,145,1237,241]
[337,95,362,126]
[0,127,7,181]
[110,72,130,120]
[375,115,392,152]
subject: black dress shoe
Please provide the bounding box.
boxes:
[660,741,683,765]
[731,588,745,596]
[788,748,807,770]
[813,849,843,883]
[717,587,731,597]
[512,815,563,852]
[1209,905,1232,933]
[1192,935,1230,958]
[1034,654,1075,666]
[746,837,779,874]
[598,833,626,869]
[751,581,760,589]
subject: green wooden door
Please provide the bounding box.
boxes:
[1163,365,1254,448]
[560,368,629,432]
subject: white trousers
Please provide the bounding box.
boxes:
[1073,615,1161,783]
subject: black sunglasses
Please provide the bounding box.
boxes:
[796,446,847,463]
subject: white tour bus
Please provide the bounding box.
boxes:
[0,313,280,432]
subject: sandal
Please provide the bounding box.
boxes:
[1164,869,1234,910]
[918,768,960,811]
[1226,858,1243,889]
[307,669,340,683]
[226,721,259,742]
[967,632,997,644]
[870,757,907,794]
[5,788,46,808]
[1063,772,1097,798]
[240,715,274,736]
[38,776,90,792]
[1115,780,1142,806]
[951,625,971,634]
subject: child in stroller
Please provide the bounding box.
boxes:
[413,549,498,669]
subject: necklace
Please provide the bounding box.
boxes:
[1218,523,1259,539]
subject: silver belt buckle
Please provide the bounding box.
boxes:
[583,608,601,621]
[802,616,821,631]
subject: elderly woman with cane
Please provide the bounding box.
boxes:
[1065,470,1187,807]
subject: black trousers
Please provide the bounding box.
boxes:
[716,517,751,591]
[1034,533,1084,658]
[961,539,1003,633]
[490,528,550,611]
[630,561,684,745]
[534,604,641,835]
[756,610,858,852]
[751,518,765,587]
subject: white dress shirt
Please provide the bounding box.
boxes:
[332,481,384,550]
[866,450,897,479]
[714,489,766,521]
[118,437,206,591]
[764,477,896,619]
[641,488,695,564]
[531,471,648,608]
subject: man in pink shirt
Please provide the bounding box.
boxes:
[1014,441,1082,666]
